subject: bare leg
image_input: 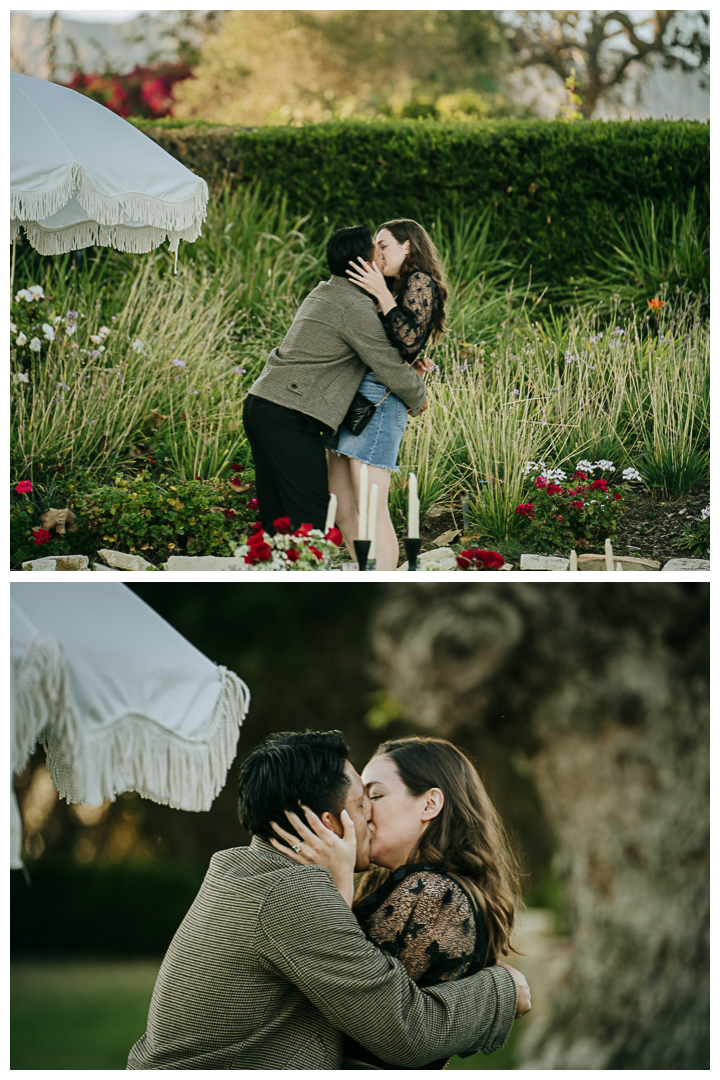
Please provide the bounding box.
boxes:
[348,459,398,571]
[327,452,358,562]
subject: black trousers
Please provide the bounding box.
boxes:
[243,394,331,534]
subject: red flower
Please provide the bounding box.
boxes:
[244,540,272,564]
[249,520,264,536]
[148,456,156,464]
[247,529,267,547]
[194,476,202,482]
[294,522,314,537]
[230,477,245,489]
[613,493,623,501]
[590,478,608,491]
[247,497,259,509]
[647,298,664,312]
[273,516,292,535]
[546,482,563,495]
[325,527,343,546]
[14,481,33,494]
[570,499,584,509]
[456,548,504,570]
[573,470,587,481]
[308,545,325,562]
[553,515,564,523]
[515,503,535,518]
[534,476,547,489]
[32,527,53,545]
[222,508,236,519]
[286,547,300,563]
[230,463,245,472]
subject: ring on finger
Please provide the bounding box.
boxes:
[291,842,302,852]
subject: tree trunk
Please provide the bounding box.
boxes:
[371,583,709,1069]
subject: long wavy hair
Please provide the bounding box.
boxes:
[376,219,448,342]
[354,736,523,964]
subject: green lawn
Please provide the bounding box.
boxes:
[11,959,517,1069]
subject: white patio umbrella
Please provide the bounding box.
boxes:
[10,73,208,268]
[11,583,250,868]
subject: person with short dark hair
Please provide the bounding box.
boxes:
[127,729,523,1071]
[242,225,427,536]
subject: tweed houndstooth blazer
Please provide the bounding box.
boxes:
[127,837,517,1070]
[247,275,427,434]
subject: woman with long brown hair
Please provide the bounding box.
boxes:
[273,734,524,1070]
[323,220,449,570]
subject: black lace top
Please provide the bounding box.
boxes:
[343,865,488,1070]
[381,271,441,362]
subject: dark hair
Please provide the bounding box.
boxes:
[237,729,351,843]
[326,224,375,277]
[375,219,449,341]
[354,736,522,964]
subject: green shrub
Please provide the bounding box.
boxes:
[136,118,709,291]
[11,471,257,569]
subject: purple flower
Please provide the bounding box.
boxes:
[171,359,185,368]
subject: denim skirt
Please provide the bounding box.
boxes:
[323,372,408,472]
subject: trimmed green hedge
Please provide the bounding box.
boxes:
[136,119,709,288]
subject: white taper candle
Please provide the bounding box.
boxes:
[368,484,379,560]
[358,464,369,540]
[408,473,420,538]
[324,493,337,533]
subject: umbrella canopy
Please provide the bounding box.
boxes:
[10,73,208,262]
[11,583,249,868]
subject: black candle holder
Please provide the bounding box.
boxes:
[354,539,371,571]
[403,536,421,572]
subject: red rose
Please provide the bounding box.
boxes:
[456,554,472,569]
[247,529,267,547]
[476,550,504,569]
[325,527,343,546]
[308,545,324,561]
[534,476,547,489]
[273,516,292,534]
[252,541,272,562]
[246,497,259,509]
[14,481,32,494]
[294,522,314,537]
[286,547,300,563]
[32,528,53,545]
[250,520,264,535]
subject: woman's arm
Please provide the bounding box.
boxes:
[380,272,439,358]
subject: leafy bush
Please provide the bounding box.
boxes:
[512,460,642,554]
[136,118,709,291]
[11,471,257,568]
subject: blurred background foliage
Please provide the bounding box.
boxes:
[12,584,556,962]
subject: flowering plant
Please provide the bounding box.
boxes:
[456,548,505,570]
[11,283,87,376]
[235,519,343,571]
[63,64,193,120]
[514,459,643,552]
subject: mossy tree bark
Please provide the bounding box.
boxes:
[372,583,709,1069]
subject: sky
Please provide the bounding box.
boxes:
[24,10,147,19]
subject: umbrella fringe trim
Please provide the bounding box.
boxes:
[11,161,208,232]
[14,219,201,257]
[13,635,249,811]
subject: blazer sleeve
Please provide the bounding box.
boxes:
[255,864,516,1067]
[340,299,427,416]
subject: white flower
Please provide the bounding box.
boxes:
[10,322,17,333]
[575,460,594,472]
[29,337,42,352]
[11,372,30,383]
[28,285,45,299]
[98,326,112,338]
[54,316,63,326]
[66,323,77,336]
[15,289,33,302]
[42,323,55,341]
[16,332,27,346]
[132,338,145,353]
[700,505,710,520]
[622,467,642,482]
[522,460,546,476]
[90,334,104,345]
[594,460,614,471]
